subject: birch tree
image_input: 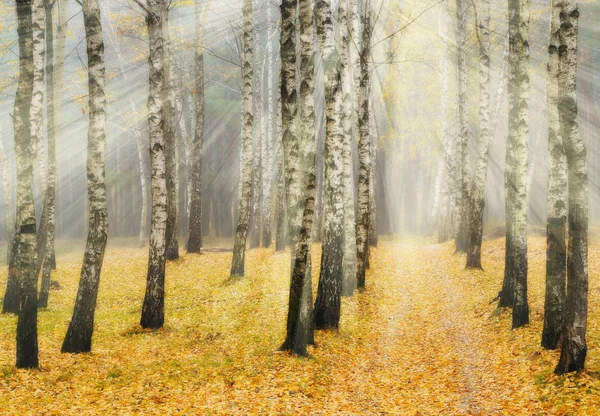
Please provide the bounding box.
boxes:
[140,0,168,329]
[32,0,48,281]
[62,0,108,353]
[38,0,59,308]
[0,135,13,265]
[500,0,530,328]
[230,0,254,277]
[340,0,357,296]
[280,0,316,356]
[261,0,276,248]
[187,0,211,253]
[465,0,491,269]
[32,0,45,204]
[13,0,39,368]
[163,5,179,261]
[435,4,455,242]
[555,0,588,374]
[356,1,372,290]
[542,0,567,350]
[313,0,345,330]
[454,0,469,253]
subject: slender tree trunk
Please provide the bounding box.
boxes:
[368,114,378,247]
[356,2,371,291]
[313,0,344,330]
[187,0,210,253]
[281,0,301,249]
[0,137,13,265]
[249,74,263,249]
[555,0,588,374]
[502,0,530,328]
[542,0,567,350]
[340,0,356,297]
[230,0,254,277]
[32,0,46,207]
[32,0,48,281]
[163,8,179,261]
[38,0,57,309]
[280,0,316,356]
[261,0,275,248]
[140,0,168,329]
[454,0,469,253]
[275,134,287,252]
[61,0,108,353]
[437,6,455,242]
[466,0,491,269]
[10,0,38,368]
[50,0,66,271]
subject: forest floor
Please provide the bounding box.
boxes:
[1,234,600,415]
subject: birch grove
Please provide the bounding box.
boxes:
[0,0,598,387]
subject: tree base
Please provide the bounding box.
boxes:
[555,338,587,375]
[512,304,529,328]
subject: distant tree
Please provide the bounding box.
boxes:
[542,0,567,350]
[38,0,59,309]
[230,0,254,277]
[356,1,372,290]
[555,0,588,374]
[139,0,168,329]
[435,5,455,243]
[249,50,263,250]
[164,4,179,261]
[187,0,211,253]
[0,134,13,265]
[275,134,287,251]
[261,0,276,248]
[62,0,108,353]
[466,0,491,270]
[454,0,469,253]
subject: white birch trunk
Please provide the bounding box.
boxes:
[31,0,45,200]
[61,0,108,353]
[356,2,371,290]
[261,0,275,248]
[542,0,567,350]
[555,0,589,374]
[504,0,530,328]
[140,0,168,329]
[281,0,317,355]
[187,0,210,253]
[12,0,39,368]
[230,0,254,277]
[340,0,357,296]
[0,135,13,265]
[465,0,491,269]
[454,0,470,253]
[314,0,345,330]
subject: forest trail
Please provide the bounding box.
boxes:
[1,237,599,415]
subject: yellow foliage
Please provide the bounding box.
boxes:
[0,236,599,414]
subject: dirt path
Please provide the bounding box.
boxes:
[340,241,542,415]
